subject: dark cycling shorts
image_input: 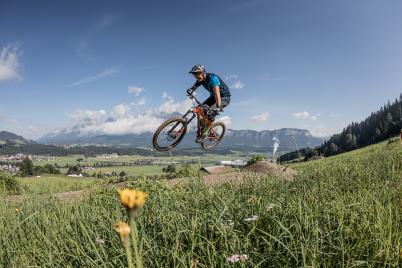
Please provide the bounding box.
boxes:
[202,95,231,107]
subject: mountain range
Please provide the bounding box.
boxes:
[37,128,324,153]
[0,131,35,145]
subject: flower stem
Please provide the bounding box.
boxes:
[125,245,134,268]
[129,217,143,268]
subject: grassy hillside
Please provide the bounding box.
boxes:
[1,140,401,267]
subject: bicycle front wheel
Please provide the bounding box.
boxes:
[152,117,188,151]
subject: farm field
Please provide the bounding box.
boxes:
[34,153,245,167]
[1,139,401,267]
[33,153,246,177]
[83,165,165,176]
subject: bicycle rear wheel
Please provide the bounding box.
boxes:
[152,117,187,151]
[201,121,226,150]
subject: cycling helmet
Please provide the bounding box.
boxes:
[189,64,205,74]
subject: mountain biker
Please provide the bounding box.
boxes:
[186,64,231,143]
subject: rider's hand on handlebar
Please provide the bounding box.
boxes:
[212,106,223,113]
[209,107,222,115]
[186,88,194,96]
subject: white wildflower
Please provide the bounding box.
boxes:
[227,254,249,263]
[95,237,105,244]
[266,203,276,211]
[244,215,258,222]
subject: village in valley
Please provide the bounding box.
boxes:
[0,152,248,177]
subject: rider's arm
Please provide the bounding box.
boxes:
[192,81,201,91]
[188,81,200,95]
[213,86,222,108]
[210,75,222,109]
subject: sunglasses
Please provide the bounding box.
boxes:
[192,72,203,77]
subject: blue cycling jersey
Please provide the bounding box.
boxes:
[193,73,231,99]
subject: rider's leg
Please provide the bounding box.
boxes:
[207,97,230,121]
[197,96,230,142]
[196,96,215,143]
[202,96,215,108]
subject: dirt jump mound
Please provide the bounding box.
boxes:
[242,161,297,181]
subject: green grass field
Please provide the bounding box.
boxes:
[35,153,244,177]
[1,140,401,267]
[84,165,165,176]
[34,153,245,167]
[17,174,103,194]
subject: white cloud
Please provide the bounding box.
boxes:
[28,125,38,133]
[66,68,119,87]
[61,94,193,136]
[112,104,130,118]
[225,74,238,80]
[292,111,309,119]
[78,113,164,135]
[68,109,106,124]
[258,72,289,81]
[225,74,244,89]
[157,95,191,114]
[251,112,270,122]
[0,44,22,82]
[128,86,144,96]
[292,111,319,120]
[161,91,171,99]
[231,80,244,89]
[308,126,337,138]
[131,97,146,107]
[218,115,231,126]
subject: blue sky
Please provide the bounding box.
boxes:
[0,0,401,139]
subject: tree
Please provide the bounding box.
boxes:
[247,154,267,165]
[0,171,21,194]
[43,164,60,174]
[329,143,338,154]
[20,157,34,177]
[163,164,176,173]
[67,165,81,175]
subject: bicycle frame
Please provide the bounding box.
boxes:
[167,94,216,139]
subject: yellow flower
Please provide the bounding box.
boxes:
[114,221,131,248]
[15,208,20,213]
[119,189,148,210]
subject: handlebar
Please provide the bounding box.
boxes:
[187,92,201,105]
[187,91,223,113]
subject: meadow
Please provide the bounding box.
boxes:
[34,153,245,177]
[34,153,245,167]
[16,175,104,194]
[0,140,401,267]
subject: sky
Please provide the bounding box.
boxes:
[0,0,401,140]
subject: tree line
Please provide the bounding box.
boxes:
[279,94,402,162]
[0,142,236,156]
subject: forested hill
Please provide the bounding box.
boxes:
[279,94,402,162]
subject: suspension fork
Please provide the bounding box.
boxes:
[167,110,195,133]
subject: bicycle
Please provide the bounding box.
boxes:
[152,92,226,151]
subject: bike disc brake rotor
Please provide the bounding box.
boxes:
[166,131,178,141]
